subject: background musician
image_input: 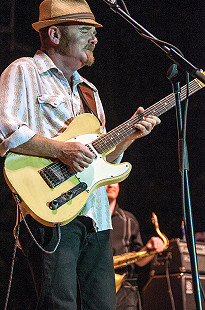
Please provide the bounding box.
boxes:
[106,183,164,310]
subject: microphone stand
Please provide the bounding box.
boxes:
[167,65,203,310]
[102,1,204,309]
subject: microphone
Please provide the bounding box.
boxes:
[102,0,118,7]
[103,0,131,17]
[105,0,117,4]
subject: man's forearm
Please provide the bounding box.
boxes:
[10,134,95,173]
[135,248,155,267]
[106,138,135,163]
[10,134,61,159]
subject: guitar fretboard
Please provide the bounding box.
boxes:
[92,79,203,154]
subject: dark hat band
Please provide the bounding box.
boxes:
[43,12,95,21]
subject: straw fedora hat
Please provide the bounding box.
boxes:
[32,0,102,32]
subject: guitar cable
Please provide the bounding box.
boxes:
[14,194,62,254]
[3,217,20,310]
[3,194,61,310]
[165,253,176,310]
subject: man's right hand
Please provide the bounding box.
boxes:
[58,141,95,173]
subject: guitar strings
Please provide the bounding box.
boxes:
[42,161,72,187]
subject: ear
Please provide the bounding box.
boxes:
[48,26,61,45]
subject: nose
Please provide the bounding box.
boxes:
[89,33,98,45]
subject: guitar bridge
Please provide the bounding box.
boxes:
[40,162,72,189]
[48,182,87,210]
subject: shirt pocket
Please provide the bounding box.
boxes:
[37,94,67,107]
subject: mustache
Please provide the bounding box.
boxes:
[83,44,95,52]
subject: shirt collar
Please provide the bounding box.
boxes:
[33,50,97,92]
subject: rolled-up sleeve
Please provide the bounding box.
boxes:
[0,62,36,156]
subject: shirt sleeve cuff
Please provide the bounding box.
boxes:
[0,125,36,156]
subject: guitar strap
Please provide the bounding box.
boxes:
[77,83,102,125]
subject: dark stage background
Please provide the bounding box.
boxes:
[0,0,204,309]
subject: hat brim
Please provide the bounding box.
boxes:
[32,18,102,32]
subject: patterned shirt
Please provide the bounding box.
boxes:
[0,50,123,231]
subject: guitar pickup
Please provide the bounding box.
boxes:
[85,144,97,158]
[48,182,87,210]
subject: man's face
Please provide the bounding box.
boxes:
[105,183,120,201]
[58,24,98,68]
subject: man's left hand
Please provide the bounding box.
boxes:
[129,106,161,140]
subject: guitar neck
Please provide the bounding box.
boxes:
[92,78,203,154]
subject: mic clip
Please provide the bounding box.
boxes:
[103,0,120,13]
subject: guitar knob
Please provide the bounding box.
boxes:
[64,191,73,199]
[49,199,59,210]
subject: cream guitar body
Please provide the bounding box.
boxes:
[4,114,131,226]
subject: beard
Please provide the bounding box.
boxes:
[84,45,95,66]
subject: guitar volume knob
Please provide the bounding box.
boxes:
[49,199,59,210]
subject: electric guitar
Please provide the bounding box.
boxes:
[4,75,205,226]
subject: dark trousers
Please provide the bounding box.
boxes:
[19,216,116,310]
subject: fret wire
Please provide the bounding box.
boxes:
[143,80,201,118]
[94,121,136,153]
